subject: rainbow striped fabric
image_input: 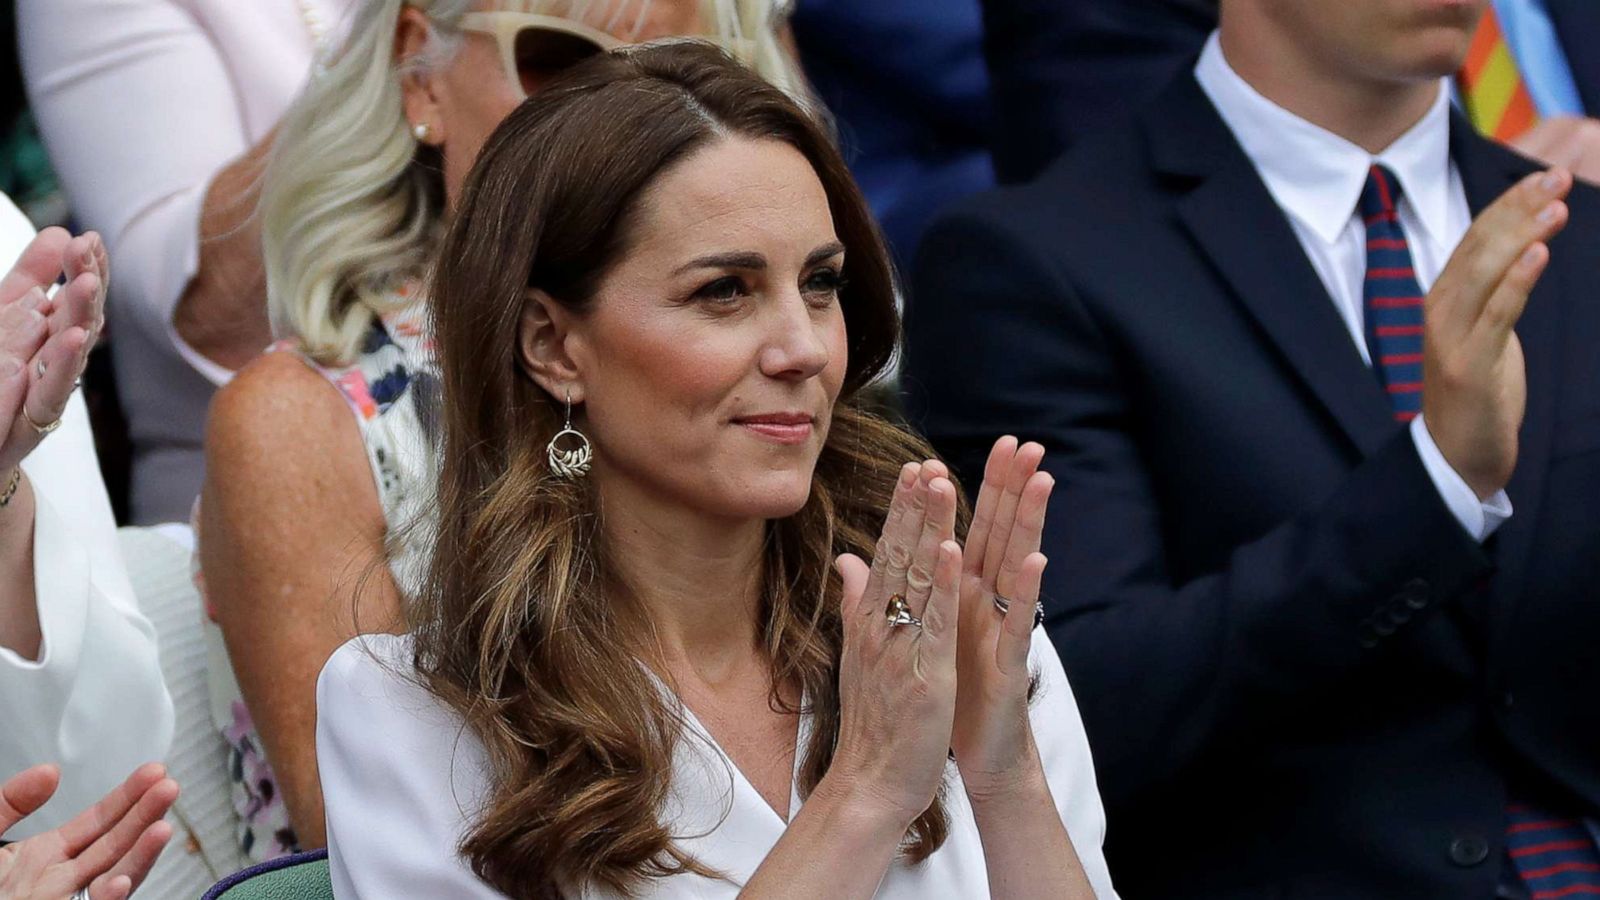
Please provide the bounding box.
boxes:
[1459,6,1540,141]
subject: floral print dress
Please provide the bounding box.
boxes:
[195,293,439,862]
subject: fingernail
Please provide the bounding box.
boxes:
[1537,202,1563,224]
[1520,244,1543,267]
[0,357,19,378]
[899,465,917,488]
[1540,171,1561,191]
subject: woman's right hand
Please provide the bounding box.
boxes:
[827,461,963,829]
[0,763,177,900]
[0,228,107,474]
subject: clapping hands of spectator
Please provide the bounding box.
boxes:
[0,228,108,474]
[0,763,176,900]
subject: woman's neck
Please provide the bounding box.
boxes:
[598,480,768,682]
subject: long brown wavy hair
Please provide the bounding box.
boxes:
[415,40,966,898]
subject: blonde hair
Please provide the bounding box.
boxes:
[261,0,805,367]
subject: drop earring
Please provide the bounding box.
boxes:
[546,390,592,479]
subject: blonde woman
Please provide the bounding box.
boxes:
[198,0,802,861]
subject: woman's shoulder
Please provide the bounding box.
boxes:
[317,634,474,740]
[207,349,358,461]
[318,633,420,710]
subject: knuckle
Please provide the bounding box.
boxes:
[906,564,935,593]
[884,544,913,573]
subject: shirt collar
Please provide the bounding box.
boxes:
[1193,31,1455,246]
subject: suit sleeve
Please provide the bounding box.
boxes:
[903,210,1491,812]
[978,0,1215,183]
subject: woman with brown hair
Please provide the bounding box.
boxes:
[315,41,1117,899]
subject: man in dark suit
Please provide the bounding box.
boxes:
[905,0,1600,896]
[981,0,1600,184]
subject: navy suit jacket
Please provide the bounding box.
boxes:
[1547,0,1600,113]
[982,0,1597,184]
[905,73,1600,898]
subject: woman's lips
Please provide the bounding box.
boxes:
[734,414,816,445]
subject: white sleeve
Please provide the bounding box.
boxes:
[18,0,249,380]
[1410,415,1512,541]
[318,636,506,899]
[1029,629,1120,900]
[0,194,172,838]
[2,394,174,837]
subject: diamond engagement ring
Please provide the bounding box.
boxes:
[885,594,923,629]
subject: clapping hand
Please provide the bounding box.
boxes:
[949,437,1054,800]
[0,763,176,900]
[1422,169,1571,499]
[0,228,108,474]
[831,461,963,828]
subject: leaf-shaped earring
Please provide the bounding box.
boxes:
[547,390,592,479]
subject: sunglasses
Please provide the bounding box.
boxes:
[457,11,759,99]
[457,12,623,98]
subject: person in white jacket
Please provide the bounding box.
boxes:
[0,193,174,841]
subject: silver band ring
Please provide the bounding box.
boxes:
[885,594,923,629]
[71,889,91,900]
[992,593,1046,630]
[34,358,45,379]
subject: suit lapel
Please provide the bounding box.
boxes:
[1452,118,1566,656]
[1143,76,1398,459]
[1544,0,1600,114]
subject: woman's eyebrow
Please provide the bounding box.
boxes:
[805,241,846,268]
[673,251,766,275]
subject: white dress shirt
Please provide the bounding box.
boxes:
[17,0,358,523]
[1194,33,1512,541]
[317,631,1120,899]
[0,195,173,838]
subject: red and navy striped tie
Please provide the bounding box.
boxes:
[1359,165,1425,421]
[1506,804,1600,898]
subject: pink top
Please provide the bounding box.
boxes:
[18,0,360,523]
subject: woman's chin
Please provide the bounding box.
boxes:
[709,474,816,522]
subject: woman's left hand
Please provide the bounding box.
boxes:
[946,436,1055,801]
[0,763,177,900]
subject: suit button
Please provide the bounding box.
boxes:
[1387,606,1413,625]
[1374,619,1398,637]
[1450,836,1490,867]
[1405,590,1429,610]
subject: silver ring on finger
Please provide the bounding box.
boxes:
[71,889,91,900]
[992,593,1046,630]
[35,358,45,379]
[885,594,923,629]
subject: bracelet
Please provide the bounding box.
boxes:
[0,468,18,509]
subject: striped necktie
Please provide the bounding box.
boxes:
[1506,803,1600,898]
[1459,6,1539,141]
[1358,165,1424,421]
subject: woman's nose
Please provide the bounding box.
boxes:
[758,294,831,381]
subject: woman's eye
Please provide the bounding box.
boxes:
[802,268,844,303]
[694,276,748,304]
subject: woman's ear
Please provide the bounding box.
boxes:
[396,6,445,147]
[518,289,584,404]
